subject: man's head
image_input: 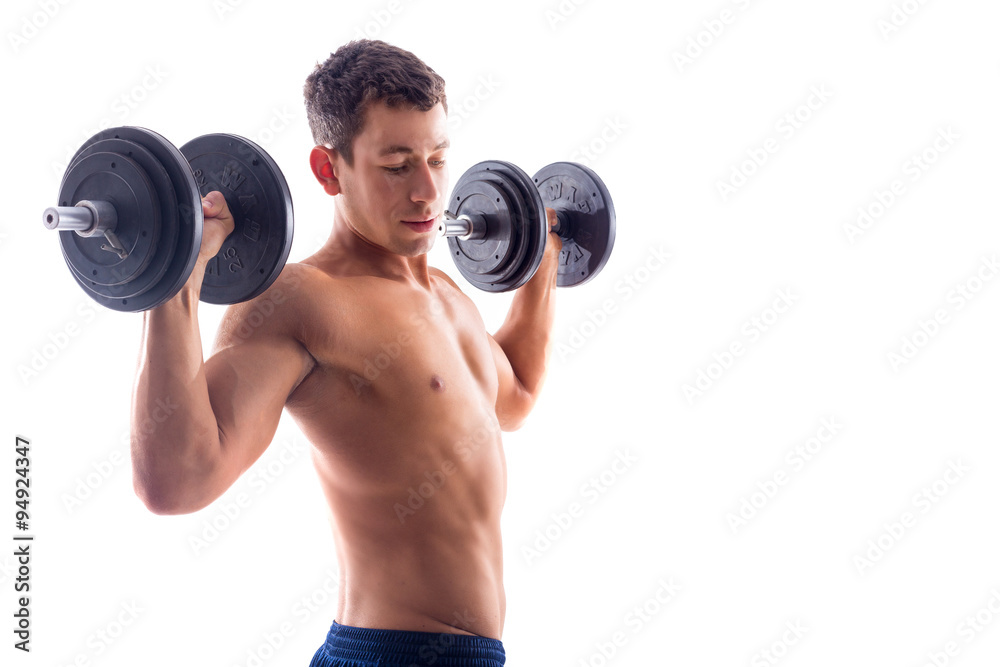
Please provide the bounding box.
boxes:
[304,39,448,167]
[305,40,450,258]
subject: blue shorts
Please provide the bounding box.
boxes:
[309,619,506,666]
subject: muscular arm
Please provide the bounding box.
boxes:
[131,193,313,515]
[491,210,562,430]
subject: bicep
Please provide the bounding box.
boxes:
[205,307,313,485]
[489,333,532,431]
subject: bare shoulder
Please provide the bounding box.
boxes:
[429,265,461,289]
[429,266,473,306]
[213,262,328,346]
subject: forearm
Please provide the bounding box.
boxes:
[131,272,221,514]
[493,263,557,397]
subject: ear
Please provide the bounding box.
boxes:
[310,145,342,196]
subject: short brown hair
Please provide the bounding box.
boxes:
[304,40,448,165]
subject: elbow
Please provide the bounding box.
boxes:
[133,476,198,516]
[500,416,527,432]
[134,483,215,516]
[134,483,180,516]
[497,393,536,432]
[131,453,219,516]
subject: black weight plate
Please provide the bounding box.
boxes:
[58,151,161,293]
[500,161,549,290]
[532,162,616,287]
[447,160,546,292]
[57,127,202,311]
[451,175,516,277]
[60,137,178,303]
[180,134,294,305]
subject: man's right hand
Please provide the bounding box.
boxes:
[198,191,236,265]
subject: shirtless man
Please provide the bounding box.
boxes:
[130,40,560,666]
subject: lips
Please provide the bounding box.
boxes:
[402,217,437,233]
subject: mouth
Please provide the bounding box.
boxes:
[401,216,438,233]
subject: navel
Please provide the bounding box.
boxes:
[430,374,445,392]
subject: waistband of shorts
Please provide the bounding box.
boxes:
[318,619,505,666]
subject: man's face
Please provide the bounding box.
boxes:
[337,101,449,258]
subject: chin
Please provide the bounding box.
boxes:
[391,238,436,258]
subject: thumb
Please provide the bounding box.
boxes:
[201,191,227,217]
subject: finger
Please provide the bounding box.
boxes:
[201,191,227,217]
[545,207,558,232]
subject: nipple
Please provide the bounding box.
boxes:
[430,375,445,392]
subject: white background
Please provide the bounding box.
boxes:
[3,0,1000,665]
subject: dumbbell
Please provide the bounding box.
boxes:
[42,126,293,312]
[438,160,615,292]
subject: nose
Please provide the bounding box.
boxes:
[410,162,443,206]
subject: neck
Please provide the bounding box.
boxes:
[313,205,433,289]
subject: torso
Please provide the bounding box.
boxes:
[281,259,507,639]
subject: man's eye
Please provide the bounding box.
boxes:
[384,165,406,174]
[431,159,446,167]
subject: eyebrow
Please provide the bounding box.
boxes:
[378,140,450,157]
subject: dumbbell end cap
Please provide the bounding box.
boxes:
[42,205,95,232]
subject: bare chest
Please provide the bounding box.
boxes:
[292,278,498,415]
